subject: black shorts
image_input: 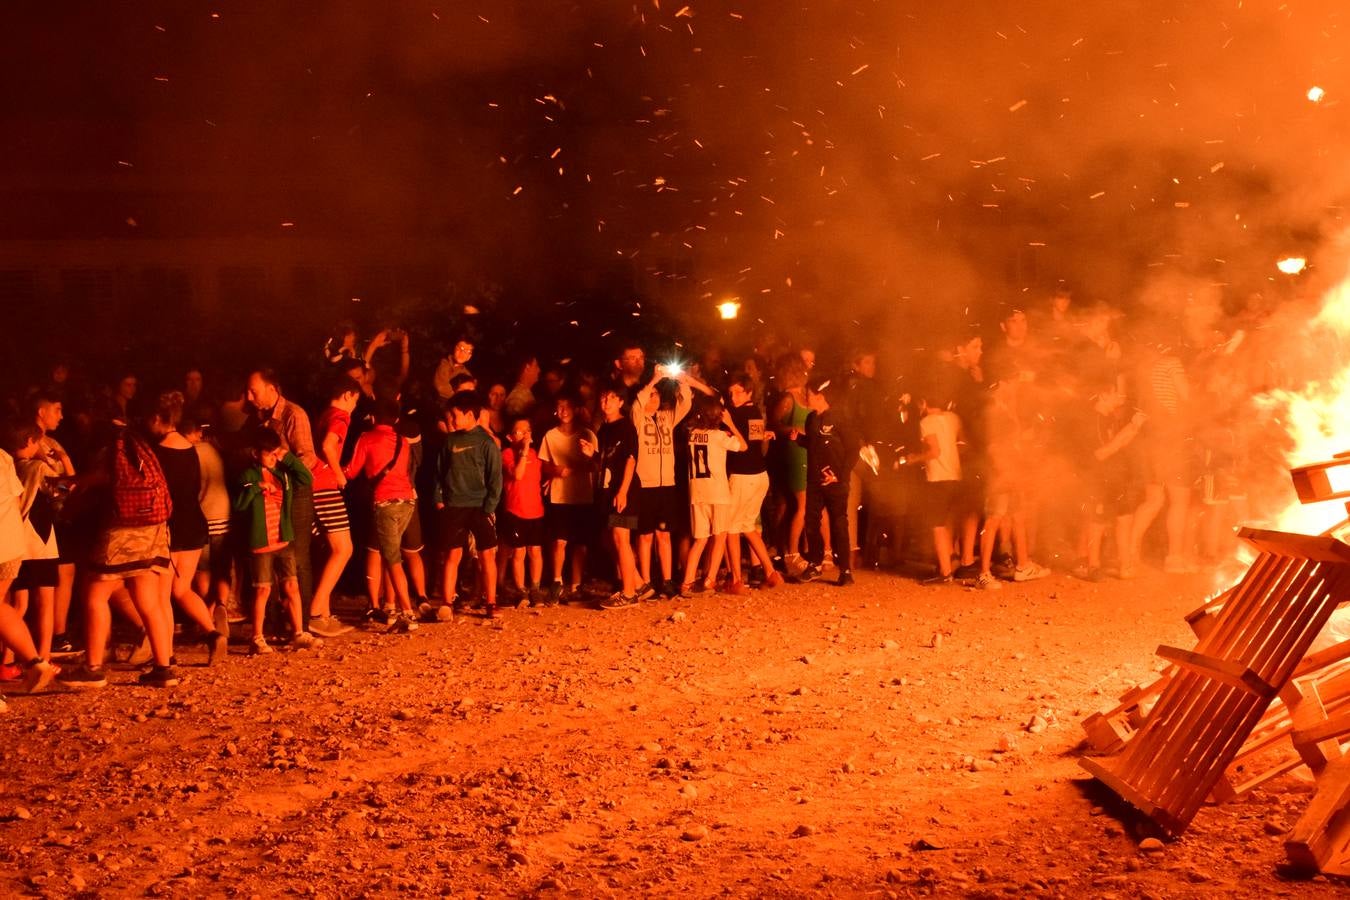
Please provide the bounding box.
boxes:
[545,502,595,544]
[197,530,233,582]
[440,506,498,552]
[499,512,544,548]
[599,491,640,531]
[16,558,59,590]
[923,480,962,529]
[635,485,682,534]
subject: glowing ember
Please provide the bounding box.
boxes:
[717,300,740,320]
[1277,256,1307,275]
[1308,85,1326,103]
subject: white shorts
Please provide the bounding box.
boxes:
[727,472,769,534]
[690,501,730,540]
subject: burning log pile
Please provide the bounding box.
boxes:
[1081,460,1350,876]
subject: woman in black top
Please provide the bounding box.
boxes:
[149,392,227,664]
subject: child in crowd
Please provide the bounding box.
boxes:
[906,386,965,584]
[974,379,1050,590]
[500,418,545,604]
[307,376,361,637]
[593,387,643,608]
[0,423,61,705]
[183,419,235,630]
[1077,382,1146,580]
[433,392,502,617]
[631,365,700,597]
[235,429,322,654]
[539,394,597,602]
[679,396,747,596]
[793,384,856,586]
[344,398,419,631]
[725,375,783,590]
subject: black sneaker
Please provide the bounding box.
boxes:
[953,562,979,579]
[544,582,564,606]
[600,591,638,610]
[50,635,78,657]
[921,572,954,586]
[60,664,109,690]
[798,565,823,583]
[659,580,680,600]
[836,571,855,587]
[137,665,180,688]
[634,582,658,602]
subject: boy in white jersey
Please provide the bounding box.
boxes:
[678,397,747,596]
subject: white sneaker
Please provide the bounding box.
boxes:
[291,631,324,650]
[975,572,1003,591]
[1013,562,1051,582]
[249,635,274,656]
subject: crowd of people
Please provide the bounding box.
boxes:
[0,286,1270,698]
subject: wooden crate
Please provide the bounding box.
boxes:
[1081,529,1350,837]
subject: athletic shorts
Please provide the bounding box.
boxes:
[440,506,499,552]
[313,489,351,534]
[923,480,962,530]
[545,502,594,544]
[197,529,232,582]
[984,489,1022,519]
[16,558,59,590]
[251,545,297,586]
[370,500,416,565]
[690,501,730,540]
[599,490,640,532]
[499,512,544,548]
[635,485,683,534]
[727,472,769,534]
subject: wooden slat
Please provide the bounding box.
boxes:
[1294,639,1350,679]
[1292,711,1350,747]
[1155,645,1275,697]
[1239,528,1350,565]
[1287,756,1350,871]
[1078,757,1162,819]
[1249,561,1330,684]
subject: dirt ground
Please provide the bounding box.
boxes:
[1,567,1346,898]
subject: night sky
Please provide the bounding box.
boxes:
[2,1,1348,367]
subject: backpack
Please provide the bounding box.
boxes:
[110,431,173,527]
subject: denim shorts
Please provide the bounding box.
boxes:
[372,500,416,565]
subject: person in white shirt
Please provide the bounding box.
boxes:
[905,389,965,584]
[678,398,747,595]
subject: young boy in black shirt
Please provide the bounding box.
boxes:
[791,384,857,586]
[725,374,782,591]
[590,387,644,608]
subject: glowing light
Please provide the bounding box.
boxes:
[717,300,741,320]
[1277,257,1307,275]
[1308,86,1326,103]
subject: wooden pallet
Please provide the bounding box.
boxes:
[1081,589,1235,755]
[1080,528,1350,837]
[1287,711,1350,874]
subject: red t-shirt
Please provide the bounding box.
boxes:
[501,446,544,519]
[255,469,288,554]
[310,406,351,492]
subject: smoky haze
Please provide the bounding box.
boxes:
[0,0,1347,362]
